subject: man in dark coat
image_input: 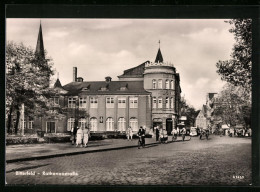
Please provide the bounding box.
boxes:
[155,126,159,142]
[138,126,146,146]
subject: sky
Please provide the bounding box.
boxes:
[6,19,235,110]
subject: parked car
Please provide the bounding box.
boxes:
[190,127,198,136]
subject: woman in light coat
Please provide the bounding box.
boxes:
[76,127,83,147]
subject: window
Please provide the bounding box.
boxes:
[129,97,138,108]
[171,97,174,109]
[118,117,126,132]
[158,79,162,89]
[67,118,75,131]
[79,97,87,108]
[152,79,156,89]
[78,118,86,129]
[90,97,98,108]
[90,117,98,132]
[166,97,169,109]
[106,97,114,108]
[28,121,34,129]
[171,80,174,89]
[152,97,157,109]
[118,97,126,108]
[165,80,169,89]
[106,117,114,131]
[158,97,162,108]
[68,97,76,108]
[52,97,59,105]
[129,118,138,132]
[46,121,56,133]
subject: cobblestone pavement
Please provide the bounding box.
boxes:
[6,136,251,186]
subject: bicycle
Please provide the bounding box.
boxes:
[138,135,145,149]
[172,134,177,142]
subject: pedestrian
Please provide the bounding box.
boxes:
[83,127,90,147]
[76,126,83,147]
[127,126,133,141]
[72,124,77,145]
[171,128,178,141]
[155,126,159,141]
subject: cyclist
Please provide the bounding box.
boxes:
[137,126,146,147]
[181,127,186,141]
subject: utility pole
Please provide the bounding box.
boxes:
[21,103,25,136]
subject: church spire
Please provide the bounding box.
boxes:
[35,21,45,59]
[155,46,163,63]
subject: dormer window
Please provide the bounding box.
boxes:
[120,87,127,91]
[82,87,89,91]
[101,87,108,91]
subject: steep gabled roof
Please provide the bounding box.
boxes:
[35,22,45,59]
[155,48,163,63]
[117,61,149,78]
[63,81,150,96]
[54,78,62,88]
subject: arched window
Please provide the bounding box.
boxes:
[158,97,163,108]
[106,117,114,131]
[166,97,169,109]
[152,79,157,89]
[165,80,169,89]
[171,80,174,89]
[158,79,162,89]
[129,118,138,132]
[78,118,86,129]
[118,117,126,132]
[67,118,75,131]
[90,117,98,132]
[152,97,157,109]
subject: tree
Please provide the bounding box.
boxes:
[213,83,251,128]
[180,97,200,127]
[6,41,54,134]
[216,19,252,92]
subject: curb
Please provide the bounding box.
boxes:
[6,137,191,163]
[6,142,158,163]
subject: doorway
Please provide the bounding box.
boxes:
[166,118,173,135]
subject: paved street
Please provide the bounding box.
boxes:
[6,135,251,185]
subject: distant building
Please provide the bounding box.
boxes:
[12,23,182,136]
[195,105,209,129]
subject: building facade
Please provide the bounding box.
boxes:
[13,23,182,136]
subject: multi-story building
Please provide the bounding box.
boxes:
[14,23,182,136]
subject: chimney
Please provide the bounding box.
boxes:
[105,76,112,83]
[73,67,77,82]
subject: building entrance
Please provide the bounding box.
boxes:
[166,118,173,135]
[153,118,163,131]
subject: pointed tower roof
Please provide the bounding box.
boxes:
[35,22,45,58]
[155,48,163,63]
[54,78,62,88]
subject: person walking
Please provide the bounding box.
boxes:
[76,126,83,147]
[127,126,133,141]
[155,126,159,142]
[71,124,77,145]
[83,127,90,147]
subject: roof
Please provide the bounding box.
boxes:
[117,61,149,78]
[208,93,217,100]
[63,80,151,96]
[54,78,62,88]
[35,23,45,58]
[155,48,163,63]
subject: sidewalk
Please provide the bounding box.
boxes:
[5,137,154,163]
[6,136,191,163]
